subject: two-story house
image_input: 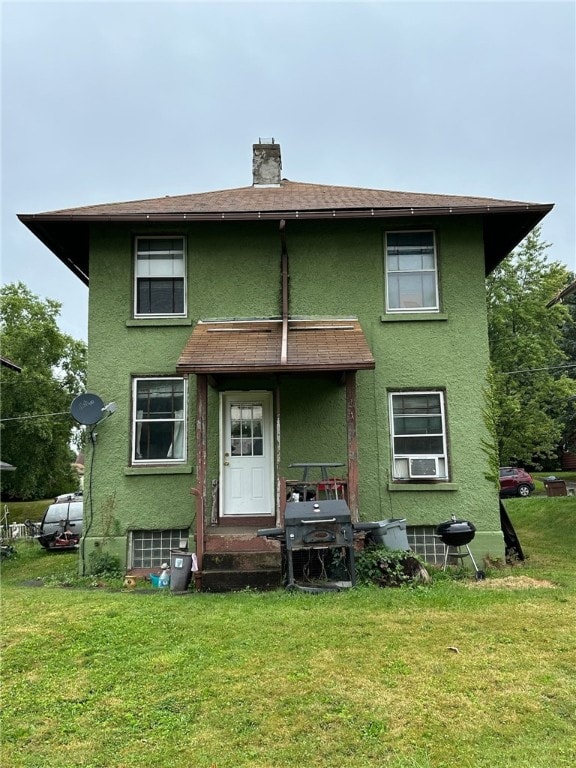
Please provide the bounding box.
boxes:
[19,142,552,589]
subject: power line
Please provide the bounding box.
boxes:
[0,412,72,422]
[498,363,576,375]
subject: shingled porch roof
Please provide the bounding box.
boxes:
[176,318,375,375]
[18,180,553,285]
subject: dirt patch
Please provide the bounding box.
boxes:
[464,575,556,590]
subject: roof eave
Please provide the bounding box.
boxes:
[18,216,89,286]
[176,362,376,375]
[19,202,554,283]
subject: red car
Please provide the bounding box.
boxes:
[499,467,535,498]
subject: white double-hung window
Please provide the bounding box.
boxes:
[132,378,186,463]
[389,391,448,480]
[135,237,186,317]
[385,231,439,312]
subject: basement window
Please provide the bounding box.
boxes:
[130,529,189,569]
[135,236,186,317]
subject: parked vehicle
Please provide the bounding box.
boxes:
[37,499,83,550]
[54,491,82,502]
[499,467,535,498]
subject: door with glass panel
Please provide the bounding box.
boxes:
[220,392,274,516]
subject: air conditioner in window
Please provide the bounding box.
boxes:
[408,457,438,479]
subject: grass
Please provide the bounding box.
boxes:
[1,498,53,526]
[1,497,576,767]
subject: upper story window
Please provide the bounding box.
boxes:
[132,377,186,464]
[389,391,448,481]
[385,231,439,313]
[135,237,186,317]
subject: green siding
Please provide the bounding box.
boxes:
[84,216,503,570]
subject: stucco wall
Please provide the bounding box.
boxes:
[84,216,503,569]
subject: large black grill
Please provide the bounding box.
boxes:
[258,500,356,591]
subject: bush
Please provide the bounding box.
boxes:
[87,550,121,576]
[355,547,430,587]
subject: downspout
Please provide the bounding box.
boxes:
[278,220,288,525]
[279,219,289,364]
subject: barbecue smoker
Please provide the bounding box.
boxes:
[258,500,356,591]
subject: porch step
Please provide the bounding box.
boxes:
[201,550,282,592]
[201,567,282,592]
[204,526,281,554]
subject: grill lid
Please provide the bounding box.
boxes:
[436,518,476,546]
[284,499,352,525]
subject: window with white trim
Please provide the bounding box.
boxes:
[385,231,439,312]
[132,378,186,463]
[389,391,448,480]
[130,529,189,569]
[135,237,186,317]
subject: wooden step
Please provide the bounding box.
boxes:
[202,550,281,572]
[200,549,282,592]
[204,526,281,554]
[201,568,282,592]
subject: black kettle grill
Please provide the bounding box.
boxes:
[435,514,485,579]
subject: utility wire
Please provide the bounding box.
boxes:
[498,363,576,375]
[0,412,72,422]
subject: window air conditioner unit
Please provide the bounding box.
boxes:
[409,457,438,478]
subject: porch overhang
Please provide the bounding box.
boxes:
[176,318,375,375]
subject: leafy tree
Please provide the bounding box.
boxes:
[0,283,87,499]
[558,287,576,451]
[486,228,576,468]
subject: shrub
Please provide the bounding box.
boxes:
[87,550,121,576]
[355,547,430,587]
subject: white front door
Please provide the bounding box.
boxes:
[220,391,274,517]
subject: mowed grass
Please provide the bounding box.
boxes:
[1,497,575,768]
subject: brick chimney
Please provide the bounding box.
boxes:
[252,139,282,186]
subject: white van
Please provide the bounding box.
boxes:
[38,499,83,550]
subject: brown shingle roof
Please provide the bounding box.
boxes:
[546,278,576,308]
[0,356,22,372]
[18,180,553,283]
[176,318,375,374]
[19,180,544,218]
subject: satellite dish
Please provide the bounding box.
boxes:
[70,393,105,425]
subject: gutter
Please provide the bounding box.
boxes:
[17,203,553,224]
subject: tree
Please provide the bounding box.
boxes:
[0,283,87,499]
[486,228,576,468]
[558,287,576,451]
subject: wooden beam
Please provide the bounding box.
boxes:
[195,374,208,572]
[345,371,359,521]
[275,386,282,525]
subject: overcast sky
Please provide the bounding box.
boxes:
[2,0,574,342]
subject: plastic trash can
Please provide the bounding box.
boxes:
[170,550,193,593]
[364,519,410,551]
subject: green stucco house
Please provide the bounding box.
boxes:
[19,141,552,589]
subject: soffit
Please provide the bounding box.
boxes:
[18,180,553,282]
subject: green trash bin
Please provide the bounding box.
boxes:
[365,519,409,550]
[170,550,193,593]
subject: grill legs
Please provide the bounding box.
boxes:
[285,545,356,590]
[442,544,485,580]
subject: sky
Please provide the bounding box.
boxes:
[2,0,575,342]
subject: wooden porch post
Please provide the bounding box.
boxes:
[346,371,359,521]
[195,374,208,572]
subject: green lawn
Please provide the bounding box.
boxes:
[1,497,575,768]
